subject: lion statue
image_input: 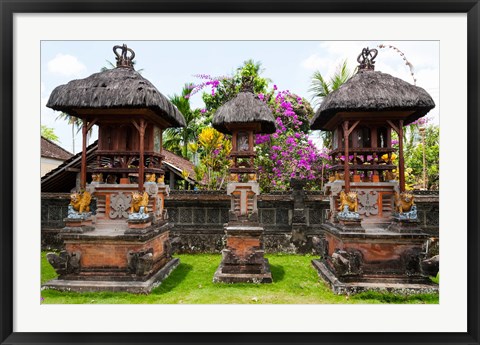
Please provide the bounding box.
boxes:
[145,173,156,183]
[384,171,396,181]
[70,191,92,213]
[394,192,415,213]
[131,191,149,214]
[91,173,103,183]
[338,191,358,213]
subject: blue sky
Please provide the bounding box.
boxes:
[41,40,439,154]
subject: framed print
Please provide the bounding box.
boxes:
[1,1,479,344]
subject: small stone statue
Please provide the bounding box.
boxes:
[69,191,92,214]
[338,191,358,213]
[394,205,417,220]
[394,192,415,213]
[145,173,156,183]
[91,173,104,183]
[131,191,149,214]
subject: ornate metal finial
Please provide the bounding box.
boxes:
[113,44,135,69]
[357,47,378,72]
[240,76,255,93]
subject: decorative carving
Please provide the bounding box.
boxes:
[145,173,156,183]
[46,251,81,276]
[113,44,135,68]
[384,170,397,181]
[357,47,378,71]
[69,191,92,213]
[131,191,149,214]
[127,249,153,276]
[331,249,363,276]
[144,182,159,196]
[338,191,358,213]
[357,190,379,216]
[157,175,165,185]
[401,248,424,276]
[394,192,415,213]
[312,236,329,258]
[421,255,439,277]
[91,173,104,183]
[109,192,131,219]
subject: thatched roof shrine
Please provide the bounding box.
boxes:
[47,48,185,128]
[310,60,435,131]
[212,82,276,134]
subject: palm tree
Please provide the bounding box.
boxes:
[309,60,354,149]
[56,112,83,153]
[163,84,201,159]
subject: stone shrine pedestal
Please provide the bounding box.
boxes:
[213,182,272,283]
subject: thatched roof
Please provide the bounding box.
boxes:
[212,91,276,134]
[310,70,435,130]
[46,68,186,128]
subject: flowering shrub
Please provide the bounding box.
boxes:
[191,61,330,192]
[195,127,232,190]
[254,89,329,191]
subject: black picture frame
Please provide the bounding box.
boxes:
[1,1,479,344]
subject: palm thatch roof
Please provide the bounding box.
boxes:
[310,70,435,130]
[46,68,186,128]
[212,91,276,134]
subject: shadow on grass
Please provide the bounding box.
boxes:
[269,264,285,282]
[151,262,193,295]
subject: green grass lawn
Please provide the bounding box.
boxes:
[41,252,439,304]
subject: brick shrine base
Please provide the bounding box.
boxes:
[312,260,438,295]
[213,224,273,284]
[43,258,179,294]
[43,222,179,294]
[312,223,439,295]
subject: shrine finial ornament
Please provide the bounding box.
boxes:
[114,44,135,68]
[357,47,378,71]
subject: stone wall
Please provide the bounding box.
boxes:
[41,190,439,253]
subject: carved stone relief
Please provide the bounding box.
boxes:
[109,192,131,219]
[357,190,379,217]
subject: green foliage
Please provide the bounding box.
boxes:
[309,60,354,149]
[403,125,439,190]
[41,253,439,304]
[201,60,270,116]
[430,272,440,284]
[195,127,232,190]
[41,125,60,143]
[163,83,203,159]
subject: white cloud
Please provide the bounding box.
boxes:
[47,54,86,77]
[302,54,329,71]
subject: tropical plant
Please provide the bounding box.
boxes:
[309,60,354,149]
[163,84,202,159]
[55,112,82,153]
[196,127,232,190]
[41,125,60,143]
